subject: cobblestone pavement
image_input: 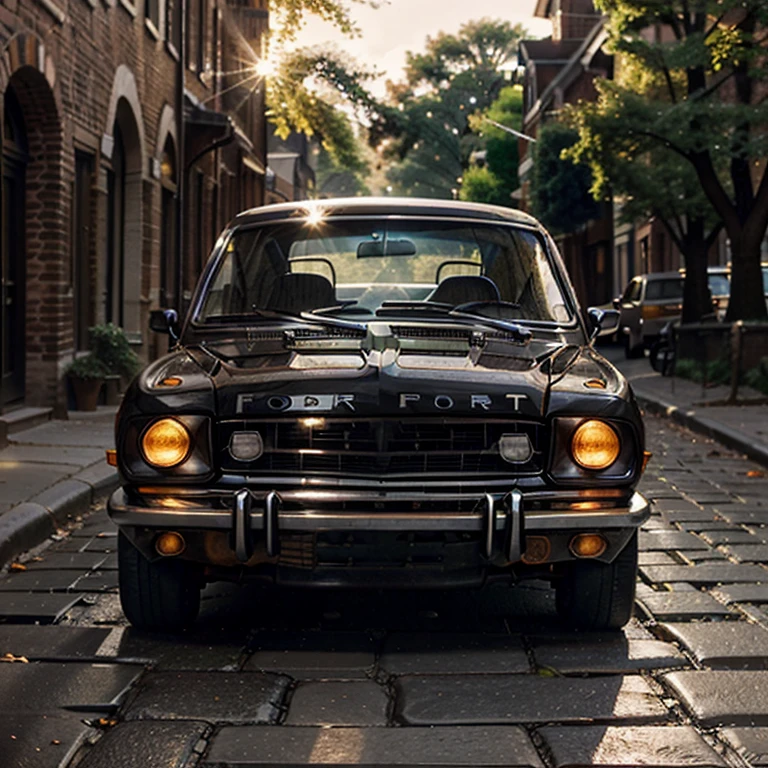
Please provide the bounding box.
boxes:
[3,414,768,767]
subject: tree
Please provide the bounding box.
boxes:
[315,145,371,197]
[462,85,524,207]
[530,123,600,236]
[375,19,526,199]
[267,47,377,171]
[565,86,723,322]
[263,1,385,177]
[583,0,768,321]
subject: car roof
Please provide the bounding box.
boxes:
[640,272,683,280]
[231,197,540,227]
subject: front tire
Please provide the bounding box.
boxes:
[118,532,201,632]
[555,532,638,631]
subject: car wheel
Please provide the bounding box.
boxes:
[555,532,638,631]
[118,532,201,632]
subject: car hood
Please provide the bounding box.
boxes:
[127,325,636,423]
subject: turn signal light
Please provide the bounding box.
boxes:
[155,531,185,556]
[141,418,191,468]
[570,533,607,558]
[571,420,620,470]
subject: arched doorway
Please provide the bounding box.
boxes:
[106,123,126,325]
[1,85,28,405]
[105,98,143,335]
[160,136,178,309]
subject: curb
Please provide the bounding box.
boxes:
[0,466,119,571]
[635,391,768,469]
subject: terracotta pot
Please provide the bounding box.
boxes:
[69,376,103,411]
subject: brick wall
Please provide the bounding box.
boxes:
[0,0,268,413]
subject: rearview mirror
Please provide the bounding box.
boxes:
[149,308,180,341]
[587,308,620,340]
[357,239,417,257]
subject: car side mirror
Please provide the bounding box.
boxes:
[149,309,180,341]
[587,308,620,340]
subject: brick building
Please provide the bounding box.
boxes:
[0,0,268,415]
[518,0,614,307]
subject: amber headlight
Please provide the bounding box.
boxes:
[571,420,620,470]
[141,418,191,468]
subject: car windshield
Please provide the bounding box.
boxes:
[645,278,683,301]
[708,273,730,297]
[196,219,573,325]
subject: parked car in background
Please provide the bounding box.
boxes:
[614,272,684,358]
[108,197,649,633]
[615,267,730,358]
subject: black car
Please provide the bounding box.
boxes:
[109,198,649,632]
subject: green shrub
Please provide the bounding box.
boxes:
[89,323,140,378]
[675,356,732,386]
[65,354,108,380]
[745,357,768,396]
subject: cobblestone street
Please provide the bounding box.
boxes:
[2,413,768,767]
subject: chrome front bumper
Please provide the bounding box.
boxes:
[108,487,650,564]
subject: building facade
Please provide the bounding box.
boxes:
[0,0,268,414]
[518,0,614,307]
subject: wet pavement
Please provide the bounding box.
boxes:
[2,414,768,766]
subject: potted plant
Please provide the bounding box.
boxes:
[88,323,141,405]
[65,354,108,411]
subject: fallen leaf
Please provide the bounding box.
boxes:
[1,654,29,663]
[97,718,117,728]
[747,470,765,478]
[8,563,26,572]
[537,665,563,677]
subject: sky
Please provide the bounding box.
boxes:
[294,0,551,96]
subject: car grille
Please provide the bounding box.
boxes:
[218,418,544,478]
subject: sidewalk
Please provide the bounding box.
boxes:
[607,349,768,466]
[0,407,118,570]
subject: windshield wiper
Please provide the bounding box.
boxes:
[376,300,532,343]
[203,309,367,333]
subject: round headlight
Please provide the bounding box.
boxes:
[141,418,191,468]
[571,420,620,470]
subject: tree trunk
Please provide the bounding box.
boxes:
[726,229,767,322]
[680,219,711,324]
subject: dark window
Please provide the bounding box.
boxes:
[73,152,94,350]
[645,278,683,301]
[167,0,181,52]
[145,0,160,30]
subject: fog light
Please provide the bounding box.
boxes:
[229,431,264,462]
[499,434,533,463]
[570,533,607,558]
[156,531,185,556]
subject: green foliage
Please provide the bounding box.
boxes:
[462,85,523,208]
[674,356,731,386]
[530,123,599,235]
[88,323,141,378]
[269,0,379,43]
[378,19,526,200]
[268,47,378,172]
[459,166,504,205]
[65,355,108,381]
[579,0,768,321]
[745,358,768,396]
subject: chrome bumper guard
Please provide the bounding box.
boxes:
[109,488,650,564]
